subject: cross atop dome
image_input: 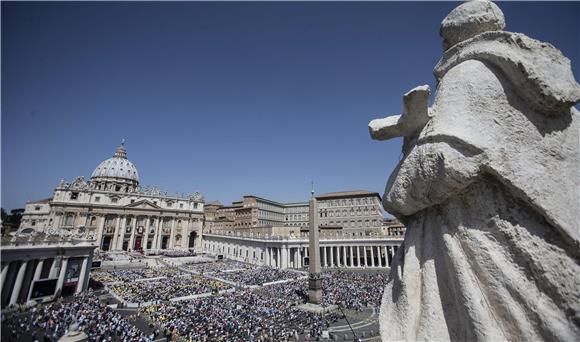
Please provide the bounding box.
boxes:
[114,140,127,159]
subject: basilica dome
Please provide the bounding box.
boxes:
[91,144,140,185]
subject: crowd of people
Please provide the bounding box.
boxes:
[161,250,195,257]
[91,266,185,283]
[2,258,387,342]
[1,290,152,342]
[183,260,254,274]
[139,290,340,341]
[111,276,230,302]
[216,267,302,286]
[259,270,388,310]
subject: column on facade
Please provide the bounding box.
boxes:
[27,259,45,300]
[169,218,176,249]
[356,246,361,267]
[155,217,163,250]
[117,216,127,250]
[111,216,121,251]
[370,246,375,267]
[142,216,150,251]
[275,248,280,268]
[322,247,327,267]
[9,261,28,305]
[96,215,106,249]
[384,246,389,267]
[129,216,137,251]
[378,246,383,267]
[75,257,90,294]
[55,257,69,296]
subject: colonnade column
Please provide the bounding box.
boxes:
[276,248,281,268]
[9,261,28,305]
[55,257,69,296]
[27,259,45,300]
[281,247,288,269]
[371,246,375,267]
[349,246,354,267]
[363,246,368,267]
[356,246,361,267]
[378,246,383,267]
[329,246,334,267]
[75,257,90,294]
[1,263,9,293]
[322,247,327,267]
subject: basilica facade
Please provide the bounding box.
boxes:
[19,144,205,252]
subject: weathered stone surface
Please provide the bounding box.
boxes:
[370,1,580,341]
[369,85,431,140]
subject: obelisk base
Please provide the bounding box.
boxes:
[308,272,322,304]
[296,302,338,315]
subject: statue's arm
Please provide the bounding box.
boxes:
[382,61,495,217]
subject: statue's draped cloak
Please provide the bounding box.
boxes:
[380,32,580,342]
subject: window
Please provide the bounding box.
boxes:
[31,220,36,226]
[115,186,121,192]
[193,203,198,209]
[130,199,135,204]
[70,192,79,200]
[111,198,118,203]
[35,206,41,211]
[94,196,100,203]
[65,213,74,226]
[180,203,183,209]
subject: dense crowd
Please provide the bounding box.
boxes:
[139,290,340,341]
[91,266,185,283]
[1,291,152,342]
[216,267,302,286]
[259,270,388,310]
[183,260,254,274]
[161,250,194,257]
[111,276,230,302]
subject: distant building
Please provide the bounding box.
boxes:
[206,190,400,236]
[18,144,205,252]
[316,190,384,234]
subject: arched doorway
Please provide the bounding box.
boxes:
[189,231,197,248]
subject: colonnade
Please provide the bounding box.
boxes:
[1,253,92,308]
[204,237,400,270]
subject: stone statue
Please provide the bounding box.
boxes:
[369,1,580,341]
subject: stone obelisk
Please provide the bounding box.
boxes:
[308,183,322,304]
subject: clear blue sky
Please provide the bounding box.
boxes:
[2,1,579,211]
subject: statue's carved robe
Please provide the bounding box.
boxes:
[380,34,580,341]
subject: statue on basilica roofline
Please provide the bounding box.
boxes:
[369,1,580,341]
